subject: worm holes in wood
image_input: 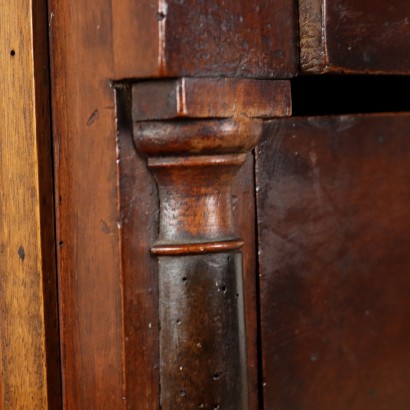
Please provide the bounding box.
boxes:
[218,284,227,293]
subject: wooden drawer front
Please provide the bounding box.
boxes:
[300,0,410,74]
[256,114,410,409]
[112,0,298,79]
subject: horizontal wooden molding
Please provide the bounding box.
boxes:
[132,77,291,121]
[151,239,245,256]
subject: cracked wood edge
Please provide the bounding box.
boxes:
[299,0,328,73]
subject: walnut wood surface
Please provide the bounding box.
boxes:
[132,78,291,121]
[116,87,160,408]
[134,119,262,157]
[119,93,259,407]
[48,2,125,408]
[134,118,262,249]
[134,116,263,409]
[149,151,246,251]
[113,0,298,78]
[232,155,259,409]
[130,80,289,407]
[0,1,60,408]
[256,114,410,409]
[48,0,294,403]
[299,0,410,74]
[158,253,248,409]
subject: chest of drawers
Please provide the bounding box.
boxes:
[2,0,410,408]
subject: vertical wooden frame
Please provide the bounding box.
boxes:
[0,1,60,408]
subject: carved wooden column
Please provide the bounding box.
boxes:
[132,78,290,409]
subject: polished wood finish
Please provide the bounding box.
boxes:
[132,78,291,121]
[300,0,410,74]
[47,0,410,407]
[132,77,293,407]
[232,155,259,409]
[0,1,60,408]
[256,114,410,409]
[48,2,125,408]
[113,0,298,78]
[158,253,248,409]
[116,86,160,408]
[117,85,261,408]
[134,119,261,160]
[134,116,261,409]
[48,0,295,406]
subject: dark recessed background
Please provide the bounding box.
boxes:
[291,75,410,116]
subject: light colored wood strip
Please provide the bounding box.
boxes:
[0,1,58,408]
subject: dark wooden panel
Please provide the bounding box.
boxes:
[113,0,298,79]
[256,114,410,409]
[116,87,160,408]
[232,155,260,409]
[300,0,410,74]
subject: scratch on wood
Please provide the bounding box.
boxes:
[87,109,99,125]
[158,0,168,73]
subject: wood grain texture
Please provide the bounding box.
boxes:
[148,151,247,250]
[113,0,298,79]
[48,1,125,408]
[299,0,410,73]
[158,253,248,409]
[0,1,60,408]
[134,118,258,409]
[134,119,264,157]
[48,0,295,405]
[232,154,259,409]
[119,83,259,406]
[133,111,269,408]
[116,86,160,408]
[133,117,262,249]
[132,78,291,121]
[256,114,410,409]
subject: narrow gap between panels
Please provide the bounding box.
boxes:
[291,75,410,116]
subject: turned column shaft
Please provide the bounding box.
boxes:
[135,125,254,409]
[159,253,247,409]
[132,77,291,409]
[144,149,250,408]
